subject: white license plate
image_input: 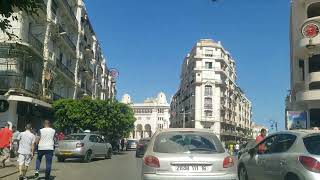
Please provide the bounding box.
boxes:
[173,165,210,172]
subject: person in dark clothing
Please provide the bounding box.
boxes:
[121,139,125,151]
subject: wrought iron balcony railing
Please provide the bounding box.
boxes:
[56,59,74,79]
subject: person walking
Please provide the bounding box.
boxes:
[12,125,20,158]
[255,128,267,153]
[17,124,36,180]
[234,143,240,155]
[120,138,125,151]
[34,120,56,179]
[0,122,13,167]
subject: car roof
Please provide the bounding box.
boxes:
[269,130,320,137]
[69,133,100,136]
[157,128,215,133]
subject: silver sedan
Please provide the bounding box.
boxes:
[55,133,112,163]
[238,130,320,180]
[142,128,237,180]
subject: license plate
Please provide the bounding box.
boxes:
[61,151,72,155]
[173,165,210,172]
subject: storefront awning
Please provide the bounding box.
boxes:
[6,95,52,108]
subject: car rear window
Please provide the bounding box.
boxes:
[153,131,224,154]
[64,135,86,140]
[303,135,320,155]
[128,140,137,144]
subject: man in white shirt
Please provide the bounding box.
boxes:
[234,143,240,155]
[34,120,56,180]
[17,124,36,180]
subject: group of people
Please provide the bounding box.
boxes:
[0,120,56,180]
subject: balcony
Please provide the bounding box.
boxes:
[56,59,74,80]
[28,33,44,55]
[61,0,77,24]
[59,25,76,51]
[296,90,320,101]
[0,74,42,96]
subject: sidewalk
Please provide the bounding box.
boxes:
[0,158,19,179]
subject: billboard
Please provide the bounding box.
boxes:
[286,111,307,130]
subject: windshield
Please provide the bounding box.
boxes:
[303,135,320,155]
[64,135,86,141]
[153,131,223,154]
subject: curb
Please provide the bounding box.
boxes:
[0,170,19,178]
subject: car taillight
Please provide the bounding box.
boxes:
[144,156,160,168]
[302,23,319,38]
[223,156,234,168]
[299,156,320,173]
[76,143,84,148]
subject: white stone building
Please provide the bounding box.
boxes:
[0,0,115,129]
[170,39,253,142]
[286,0,320,129]
[122,92,170,140]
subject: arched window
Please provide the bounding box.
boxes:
[308,3,320,18]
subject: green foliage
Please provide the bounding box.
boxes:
[0,0,39,38]
[53,98,135,142]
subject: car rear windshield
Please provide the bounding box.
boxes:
[153,131,224,154]
[303,135,320,155]
[128,140,137,144]
[64,135,86,140]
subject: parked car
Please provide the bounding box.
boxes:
[55,133,112,163]
[238,130,320,180]
[142,128,237,180]
[126,139,138,150]
[237,140,256,159]
[136,138,150,157]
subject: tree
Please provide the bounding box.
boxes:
[0,0,39,38]
[53,98,135,141]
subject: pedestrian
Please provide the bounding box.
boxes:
[255,128,267,153]
[12,125,20,157]
[121,138,125,151]
[57,132,64,141]
[234,143,240,155]
[34,120,56,179]
[0,122,13,167]
[17,124,36,180]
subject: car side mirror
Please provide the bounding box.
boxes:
[249,148,257,156]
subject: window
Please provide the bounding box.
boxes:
[205,62,213,69]
[310,109,320,127]
[205,110,212,117]
[64,135,86,140]
[299,60,305,81]
[309,82,320,90]
[270,134,297,153]
[309,54,320,73]
[307,3,320,18]
[205,85,213,96]
[89,135,98,143]
[158,109,164,113]
[256,135,277,154]
[204,49,213,57]
[303,135,320,155]
[204,97,212,109]
[153,131,224,154]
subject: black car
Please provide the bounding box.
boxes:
[135,138,150,157]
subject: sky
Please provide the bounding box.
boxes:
[85,0,291,131]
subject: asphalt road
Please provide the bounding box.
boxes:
[4,151,142,180]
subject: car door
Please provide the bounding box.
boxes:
[97,136,107,155]
[262,134,297,180]
[89,135,99,156]
[247,135,278,180]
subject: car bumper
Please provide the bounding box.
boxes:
[55,148,85,158]
[143,173,237,180]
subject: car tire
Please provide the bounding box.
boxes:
[83,150,93,163]
[57,156,65,162]
[285,173,299,180]
[105,148,112,159]
[238,165,249,180]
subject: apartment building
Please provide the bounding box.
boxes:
[286,0,320,129]
[0,0,115,129]
[122,93,170,140]
[170,39,252,142]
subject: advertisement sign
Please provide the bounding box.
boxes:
[286,111,307,130]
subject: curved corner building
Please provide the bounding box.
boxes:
[287,0,320,128]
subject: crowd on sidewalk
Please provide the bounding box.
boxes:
[0,120,56,180]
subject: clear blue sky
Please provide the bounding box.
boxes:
[86,0,290,130]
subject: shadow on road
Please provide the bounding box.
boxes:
[27,175,56,180]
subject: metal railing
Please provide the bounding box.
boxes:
[56,59,75,79]
[61,0,77,23]
[28,33,44,54]
[58,25,76,51]
[0,74,42,95]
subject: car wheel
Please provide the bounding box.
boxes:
[285,173,299,180]
[57,156,65,162]
[105,148,112,159]
[83,150,93,163]
[238,165,248,180]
